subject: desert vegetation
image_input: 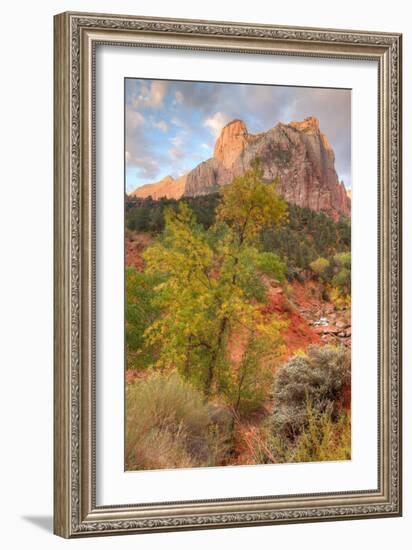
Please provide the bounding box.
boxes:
[125,161,351,470]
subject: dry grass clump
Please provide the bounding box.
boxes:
[125,373,231,470]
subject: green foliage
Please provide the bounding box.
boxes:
[216,159,288,244]
[232,248,286,303]
[254,251,286,281]
[332,267,350,290]
[125,268,163,369]
[124,159,352,467]
[140,162,286,400]
[269,405,351,463]
[125,373,231,470]
[271,345,351,441]
[334,251,351,268]
[126,196,165,233]
[309,257,330,278]
[332,252,351,296]
[125,193,220,233]
[143,203,219,390]
[307,252,351,302]
[247,345,353,464]
[225,330,282,416]
[260,204,350,274]
[126,188,351,278]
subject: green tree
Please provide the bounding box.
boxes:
[143,203,217,389]
[216,159,287,244]
[332,252,351,296]
[125,268,163,369]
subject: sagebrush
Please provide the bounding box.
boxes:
[271,344,351,442]
[125,373,231,470]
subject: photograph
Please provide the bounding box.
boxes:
[124,78,352,471]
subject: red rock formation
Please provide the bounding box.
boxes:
[214,119,248,168]
[129,117,350,219]
[129,174,187,200]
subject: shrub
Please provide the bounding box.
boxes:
[332,267,350,288]
[271,345,350,442]
[254,251,286,281]
[330,287,351,310]
[125,373,231,470]
[309,257,330,279]
[270,405,351,463]
[260,203,350,273]
[332,252,351,297]
[125,268,163,370]
[333,251,351,269]
[224,335,278,416]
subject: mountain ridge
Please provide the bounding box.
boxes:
[129,117,350,220]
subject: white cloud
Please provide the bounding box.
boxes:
[170,135,184,148]
[169,147,184,160]
[133,156,161,180]
[126,108,145,129]
[153,119,168,132]
[174,90,184,103]
[132,81,167,109]
[203,112,231,138]
[171,116,186,128]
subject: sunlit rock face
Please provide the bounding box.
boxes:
[130,174,187,200]
[131,117,350,220]
[213,119,249,169]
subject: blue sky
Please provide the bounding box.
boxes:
[125,79,351,192]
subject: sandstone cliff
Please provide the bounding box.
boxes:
[129,117,350,219]
[130,174,187,200]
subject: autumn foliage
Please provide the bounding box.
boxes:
[125,160,351,470]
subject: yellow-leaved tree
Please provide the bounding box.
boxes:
[143,159,288,413]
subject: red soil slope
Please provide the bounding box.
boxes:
[125,232,351,380]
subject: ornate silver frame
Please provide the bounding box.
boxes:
[53,11,402,538]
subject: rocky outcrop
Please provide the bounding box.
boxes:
[214,119,248,168]
[130,174,187,200]
[130,117,350,219]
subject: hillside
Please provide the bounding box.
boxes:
[125,166,351,470]
[130,174,187,200]
[125,194,350,273]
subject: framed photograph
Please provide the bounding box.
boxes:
[53,11,402,538]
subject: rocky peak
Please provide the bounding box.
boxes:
[130,174,187,200]
[130,116,350,220]
[213,119,248,168]
[159,175,174,185]
[289,116,320,134]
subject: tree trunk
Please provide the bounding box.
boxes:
[204,317,227,398]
